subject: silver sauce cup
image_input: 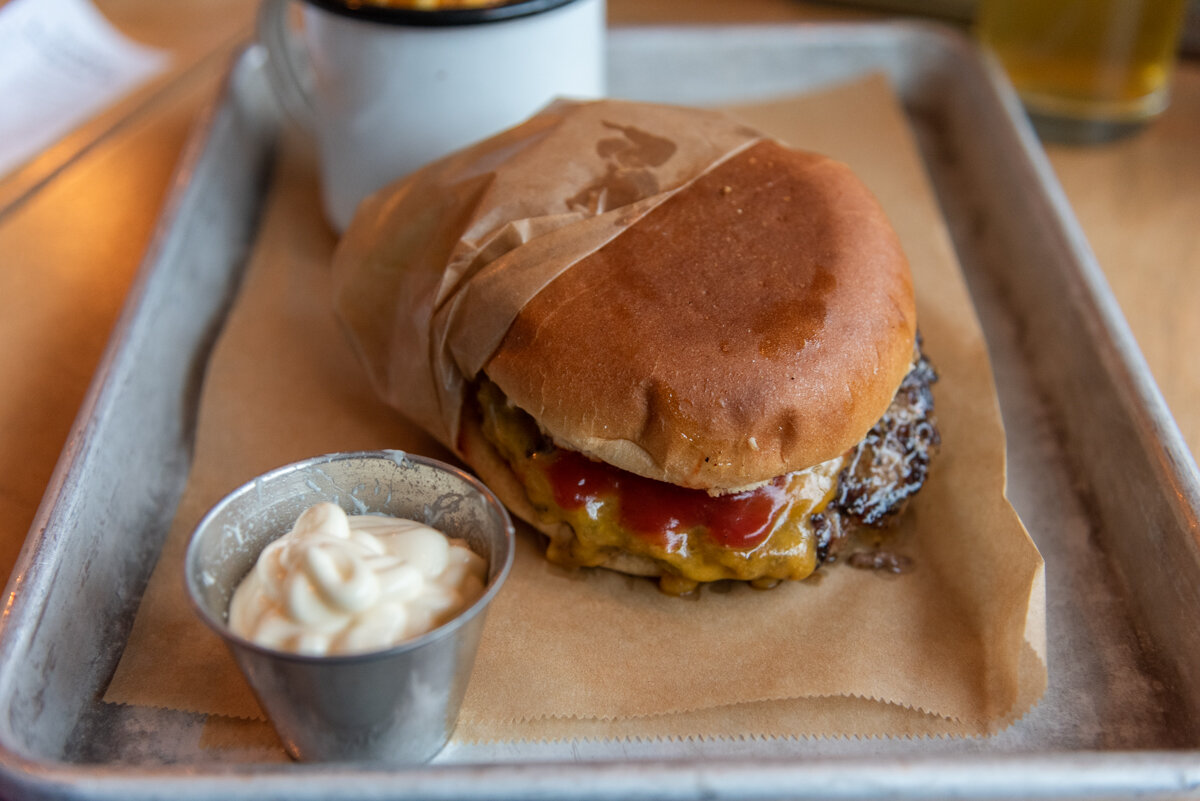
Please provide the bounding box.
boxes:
[184,450,514,763]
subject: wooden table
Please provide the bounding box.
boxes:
[1,0,1197,591]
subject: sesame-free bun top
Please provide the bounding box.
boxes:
[483,139,916,491]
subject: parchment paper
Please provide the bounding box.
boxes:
[105,75,1046,744]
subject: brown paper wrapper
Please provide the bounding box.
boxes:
[332,99,764,459]
[105,75,1045,744]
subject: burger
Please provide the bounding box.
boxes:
[455,138,939,595]
[334,103,939,596]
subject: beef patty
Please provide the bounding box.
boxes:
[814,334,939,564]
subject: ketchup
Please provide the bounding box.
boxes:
[545,450,787,550]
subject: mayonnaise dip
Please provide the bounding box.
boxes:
[228,502,487,656]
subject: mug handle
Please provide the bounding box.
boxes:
[257,0,318,134]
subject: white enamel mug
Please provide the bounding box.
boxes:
[259,0,606,231]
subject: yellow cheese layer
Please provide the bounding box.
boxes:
[476,380,841,593]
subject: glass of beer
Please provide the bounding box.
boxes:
[976,0,1188,142]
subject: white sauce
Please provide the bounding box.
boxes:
[228,502,487,656]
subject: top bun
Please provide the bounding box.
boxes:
[483,140,916,491]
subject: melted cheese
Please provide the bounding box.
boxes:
[476,381,840,592]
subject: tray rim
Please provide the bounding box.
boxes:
[2,750,1200,800]
[2,19,1199,800]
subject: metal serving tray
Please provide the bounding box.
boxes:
[2,22,1200,800]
